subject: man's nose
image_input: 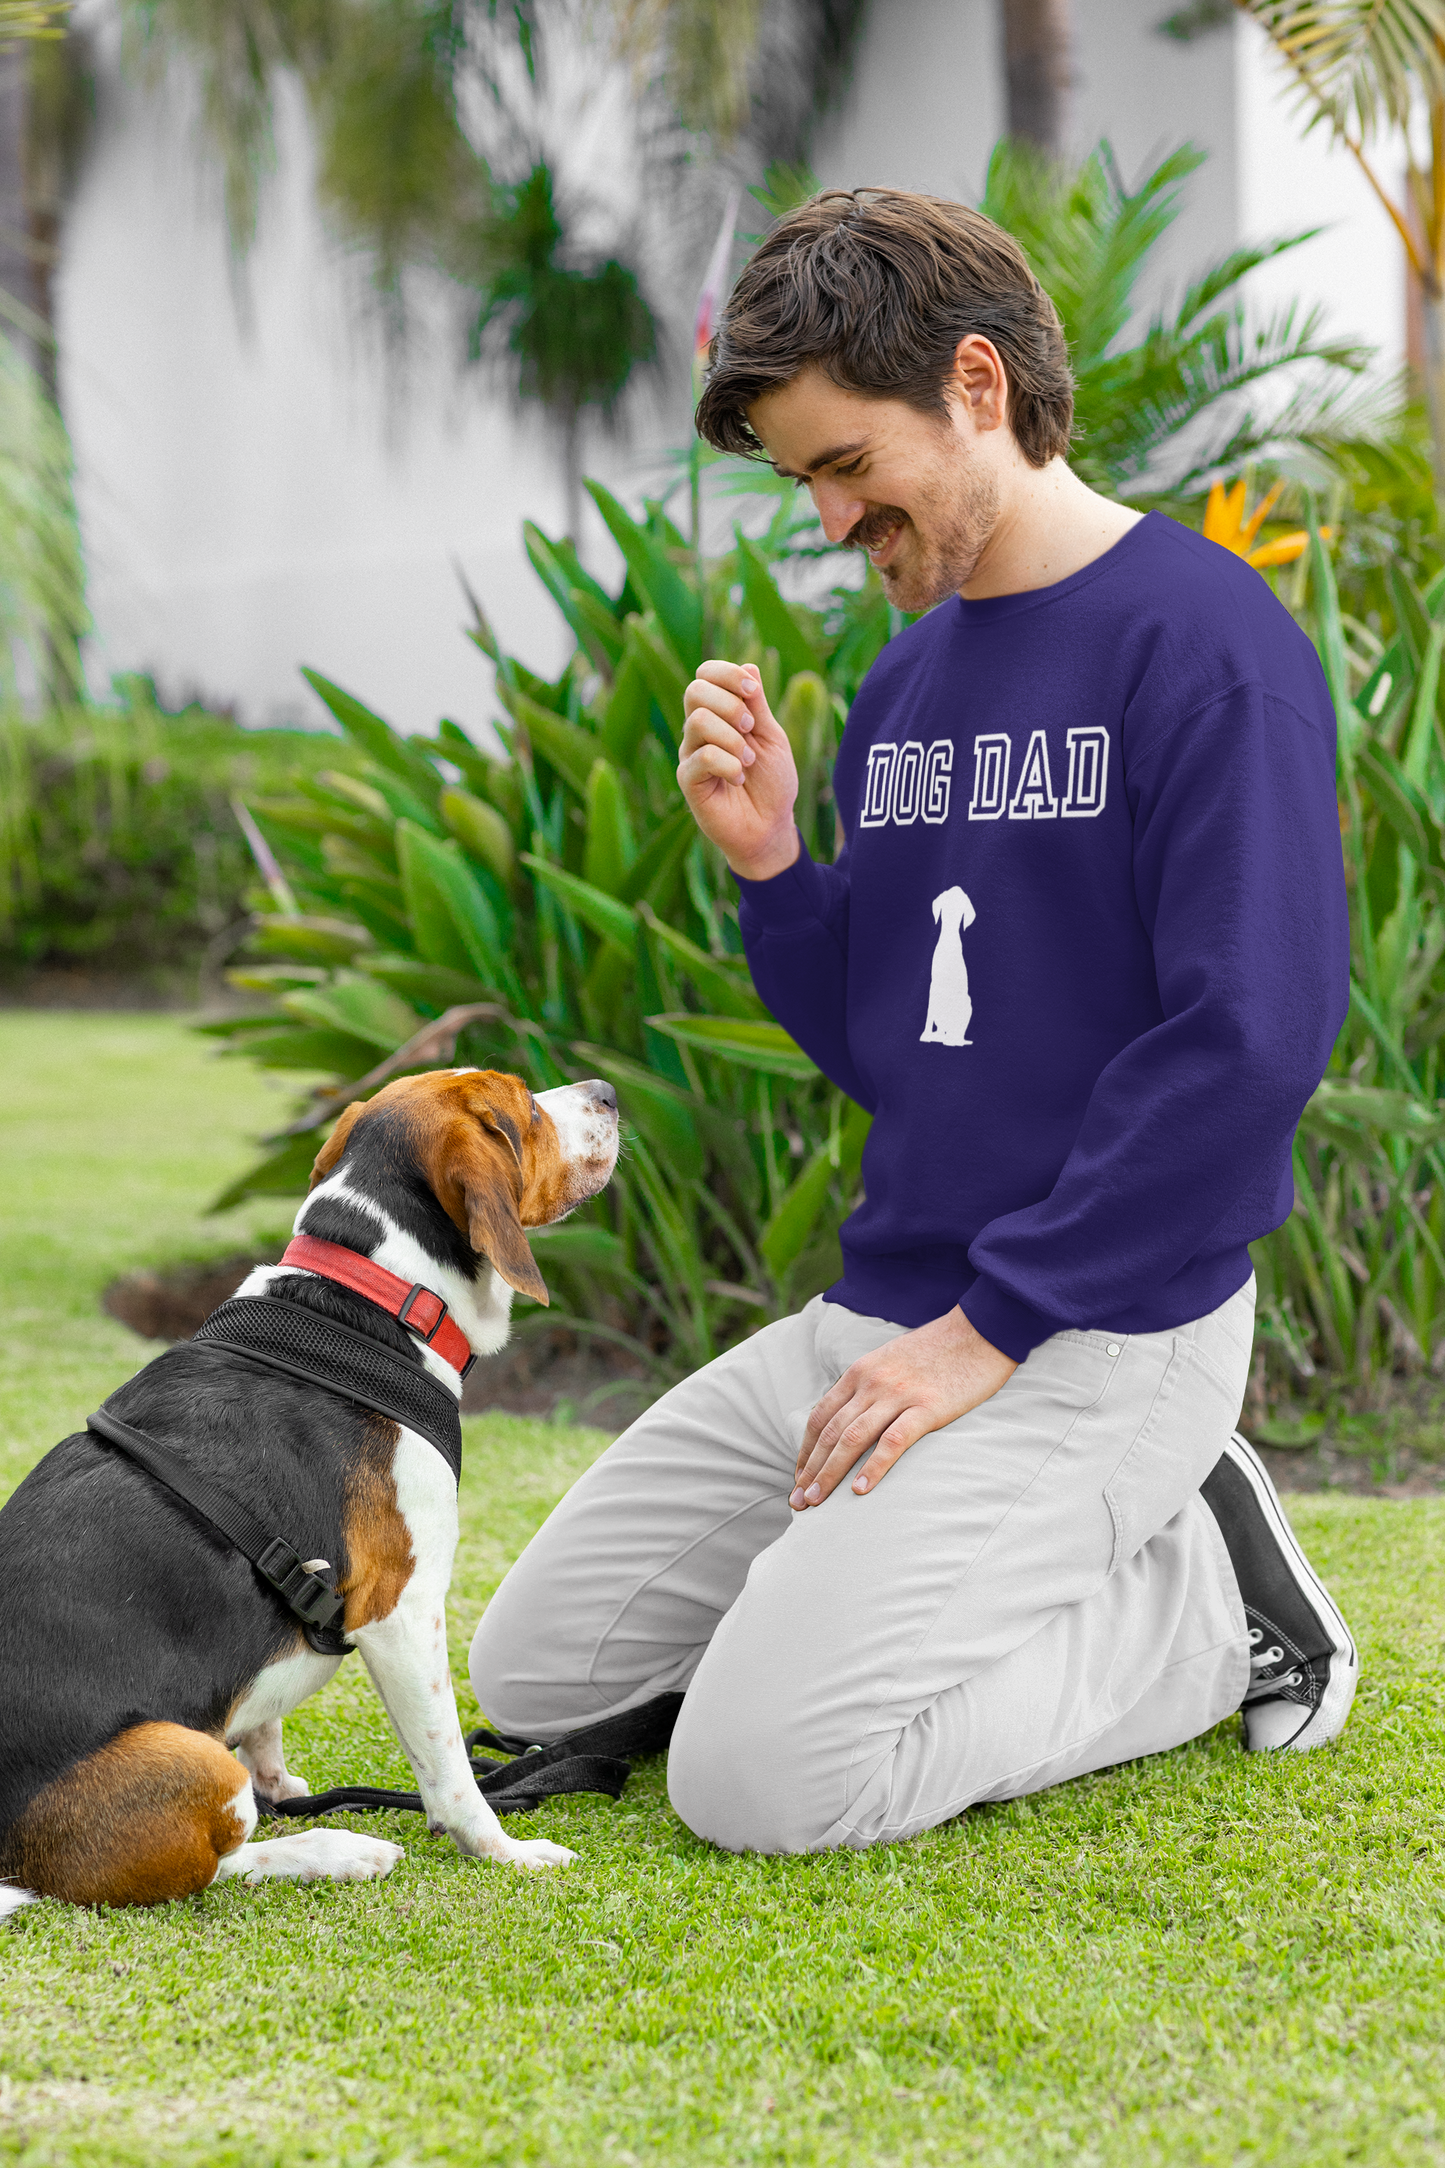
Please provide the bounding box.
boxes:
[811,478,867,545]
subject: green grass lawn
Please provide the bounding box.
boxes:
[3,1012,1445,2166]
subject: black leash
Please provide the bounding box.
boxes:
[258,1694,685,1821]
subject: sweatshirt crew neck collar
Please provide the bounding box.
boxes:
[951,510,1158,627]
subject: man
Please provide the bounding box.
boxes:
[469,189,1355,1853]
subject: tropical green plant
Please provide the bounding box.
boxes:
[203,479,889,1393]
[1227,0,1445,494]
[1250,501,1445,1392]
[457,162,657,541]
[980,136,1374,502]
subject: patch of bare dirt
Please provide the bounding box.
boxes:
[102,1253,651,1434]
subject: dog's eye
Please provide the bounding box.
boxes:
[527,1093,539,1124]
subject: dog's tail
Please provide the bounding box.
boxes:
[0,1881,37,1922]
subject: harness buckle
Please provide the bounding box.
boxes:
[257,1537,345,1629]
[397,1281,448,1344]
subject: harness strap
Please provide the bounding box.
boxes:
[85,1408,351,1657]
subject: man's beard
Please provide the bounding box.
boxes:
[840,457,999,611]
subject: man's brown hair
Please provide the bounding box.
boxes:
[694,189,1073,470]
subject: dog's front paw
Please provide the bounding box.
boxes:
[502,1837,575,1871]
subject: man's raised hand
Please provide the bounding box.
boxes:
[679,660,800,882]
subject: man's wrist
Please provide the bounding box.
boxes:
[727,826,801,884]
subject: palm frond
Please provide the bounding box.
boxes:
[1236,0,1445,142]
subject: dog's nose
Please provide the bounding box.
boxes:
[581,1079,617,1113]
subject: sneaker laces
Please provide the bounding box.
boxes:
[1244,1619,1312,1705]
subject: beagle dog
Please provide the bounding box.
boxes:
[0,1067,618,1913]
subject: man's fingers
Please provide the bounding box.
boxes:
[791,1399,900,1507]
[684,676,756,734]
[679,710,755,767]
[679,745,747,790]
[852,1410,932,1494]
[800,1375,858,1460]
[696,658,761,699]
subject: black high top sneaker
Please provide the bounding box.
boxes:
[1200,1433,1359,1752]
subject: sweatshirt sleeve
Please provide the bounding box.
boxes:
[959,680,1349,1362]
[735,838,877,1111]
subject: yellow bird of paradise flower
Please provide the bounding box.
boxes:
[1202,478,1327,568]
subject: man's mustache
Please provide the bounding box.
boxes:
[841,505,907,553]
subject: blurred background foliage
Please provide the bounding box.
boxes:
[5,0,1445,1419]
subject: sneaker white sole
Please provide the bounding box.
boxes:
[1227,1432,1359,1752]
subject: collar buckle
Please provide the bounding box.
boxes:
[397,1281,448,1344]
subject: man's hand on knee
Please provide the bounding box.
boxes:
[791,1307,1016,1509]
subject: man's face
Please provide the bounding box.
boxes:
[748,360,1001,611]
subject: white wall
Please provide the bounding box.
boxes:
[1234,13,1403,375]
[56,13,660,738]
[54,1,1410,738]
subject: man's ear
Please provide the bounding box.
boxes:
[309,1100,365,1188]
[462,1136,549,1306]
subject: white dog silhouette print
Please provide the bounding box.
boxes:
[920,885,976,1046]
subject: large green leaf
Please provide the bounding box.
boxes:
[301,669,441,798]
[439,786,516,887]
[587,479,702,670]
[1300,1079,1445,1145]
[356,955,501,1010]
[249,916,373,967]
[497,679,600,796]
[209,1131,323,1212]
[397,820,503,979]
[627,614,689,743]
[216,1023,379,1073]
[584,759,637,897]
[598,649,652,767]
[521,855,637,947]
[527,1223,634,1276]
[638,907,766,1019]
[280,970,424,1051]
[524,522,621,672]
[760,1101,872,1280]
[617,804,696,909]
[736,533,823,683]
[645,1014,819,1080]
[571,587,627,668]
[1359,744,1441,868]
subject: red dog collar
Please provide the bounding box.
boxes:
[280,1234,475,1380]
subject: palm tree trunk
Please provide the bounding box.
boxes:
[1421,279,1445,503]
[998,0,1073,157]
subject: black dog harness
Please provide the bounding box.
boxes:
[88,1294,463,1658]
[84,1294,671,1818]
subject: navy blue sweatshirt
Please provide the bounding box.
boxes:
[736,513,1349,1361]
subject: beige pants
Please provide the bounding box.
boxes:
[468,1283,1256,1852]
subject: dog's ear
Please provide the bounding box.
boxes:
[932,893,944,924]
[309,1100,366,1188]
[454,1121,549,1306]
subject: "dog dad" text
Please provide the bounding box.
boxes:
[858,728,1111,829]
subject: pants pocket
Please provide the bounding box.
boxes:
[1102,1337,1246,1574]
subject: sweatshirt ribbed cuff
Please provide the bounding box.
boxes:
[733,835,834,933]
[959,1276,1060,1365]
